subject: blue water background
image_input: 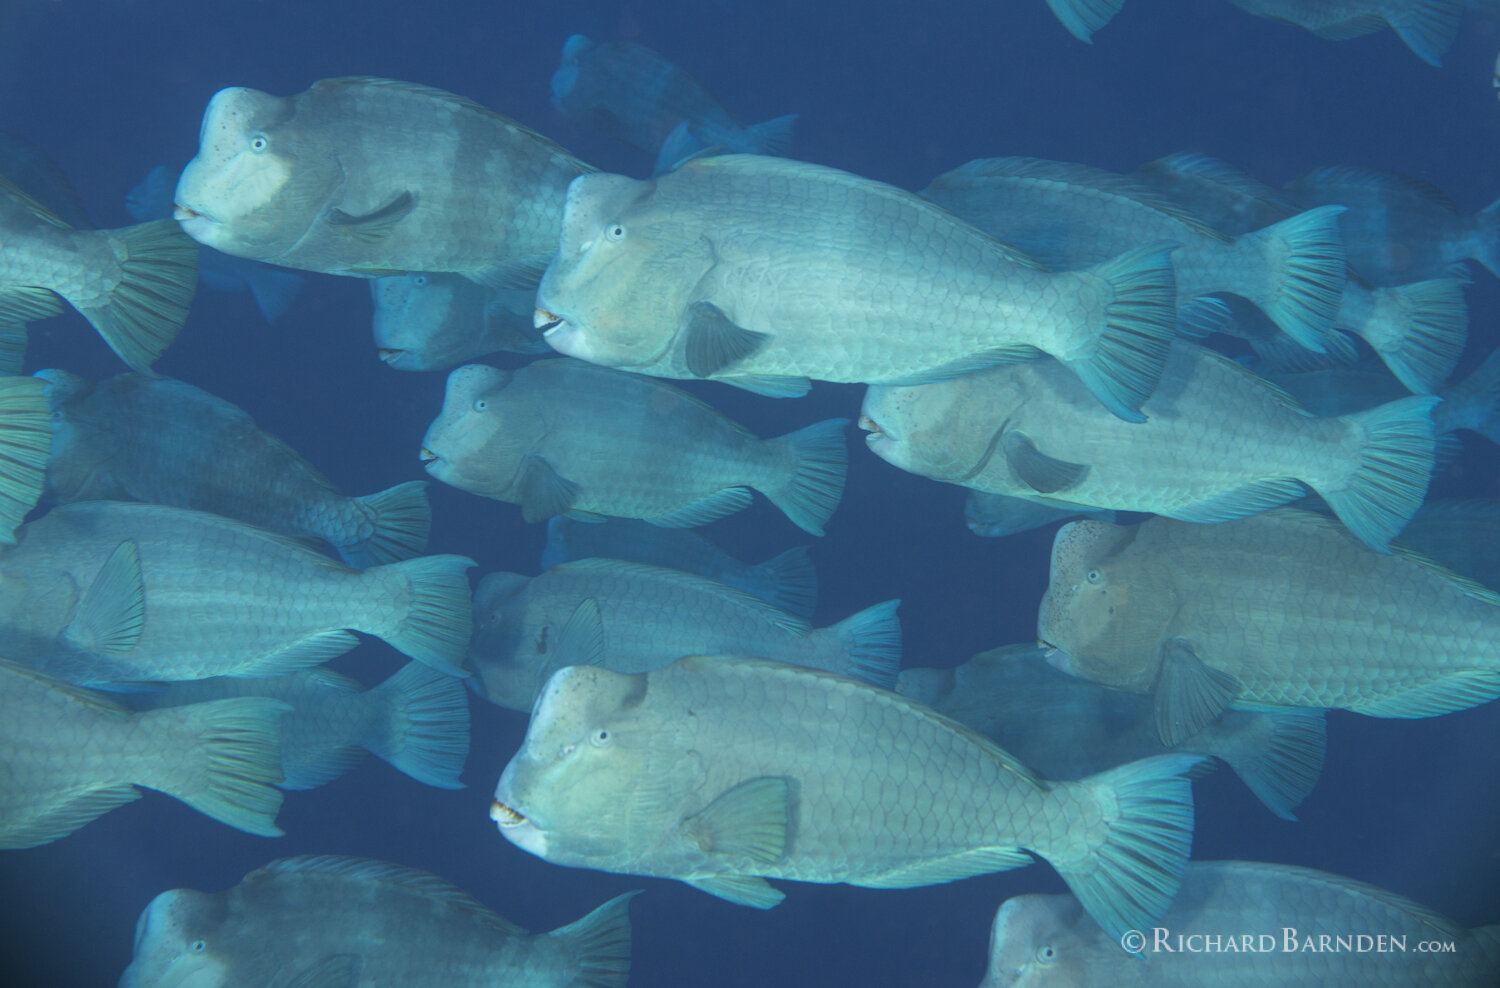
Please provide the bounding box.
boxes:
[2,1,1499,983]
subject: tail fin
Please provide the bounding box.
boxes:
[1248,205,1347,352]
[340,480,433,568]
[1436,344,1500,445]
[829,599,902,689]
[1476,196,1500,280]
[1061,244,1178,423]
[141,696,288,837]
[1190,707,1327,821]
[1043,753,1203,942]
[744,546,818,619]
[362,661,469,789]
[1319,396,1438,551]
[1387,0,1461,67]
[246,264,306,324]
[73,220,198,371]
[0,322,27,375]
[744,114,798,157]
[1043,0,1126,42]
[761,418,850,536]
[1350,278,1469,395]
[372,554,475,677]
[544,891,639,988]
[0,375,51,543]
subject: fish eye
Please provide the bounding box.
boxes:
[1086,569,1102,584]
[589,728,611,748]
[191,940,206,953]
[473,399,488,412]
[413,274,428,287]
[1035,944,1056,963]
[606,223,625,242]
[249,133,269,153]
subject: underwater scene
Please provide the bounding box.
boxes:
[3,0,1500,984]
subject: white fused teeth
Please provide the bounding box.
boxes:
[490,799,525,827]
[533,308,562,331]
[418,447,436,463]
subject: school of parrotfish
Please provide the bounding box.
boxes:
[2,20,1500,987]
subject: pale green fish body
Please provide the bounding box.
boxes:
[860,344,1436,551]
[370,273,545,371]
[964,491,1114,538]
[982,861,1500,986]
[919,157,1346,352]
[118,855,635,988]
[1221,0,1462,66]
[126,661,468,791]
[0,658,284,848]
[37,369,430,568]
[493,657,1203,940]
[468,558,899,710]
[0,500,473,685]
[536,153,1179,421]
[173,77,593,284]
[1037,510,1500,745]
[420,359,849,534]
[0,176,197,371]
[898,644,1325,820]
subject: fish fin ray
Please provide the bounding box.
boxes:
[340,480,432,567]
[1,783,140,848]
[141,696,289,836]
[1153,639,1242,746]
[1001,430,1090,494]
[0,285,64,324]
[325,190,416,241]
[684,301,769,377]
[285,953,363,988]
[546,891,638,988]
[1318,395,1438,551]
[1212,707,1327,821]
[857,846,1033,888]
[877,345,1043,387]
[682,776,790,864]
[248,630,361,677]
[1250,205,1346,351]
[718,374,810,398]
[472,254,552,291]
[685,874,785,909]
[762,417,849,536]
[1360,279,1468,395]
[376,554,475,675]
[0,374,50,540]
[1387,0,1461,66]
[829,599,903,688]
[749,546,818,619]
[64,539,145,655]
[1167,477,1306,523]
[518,454,581,523]
[361,661,469,790]
[1351,670,1500,717]
[74,220,198,371]
[1042,0,1125,41]
[647,487,753,528]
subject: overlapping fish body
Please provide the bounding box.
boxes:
[536,154,1179,421]
[173,77,593,285]
[0,500,473,686]
[1038,509,1500,744]
[371,273,544,371]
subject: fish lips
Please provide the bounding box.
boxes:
[533,303,588,358]
[172,201,219,241]
[490,773,548,856]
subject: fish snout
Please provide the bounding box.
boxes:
[534,307,563,332]
[419,446,438,464]
[490,798,527,828]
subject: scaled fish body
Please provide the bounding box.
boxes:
[860,344,1436,551]
[174,77,593,285]
[370,273,544,371]
[420,359,849,534]
[0,174,197,372]
[536,154,1179,421]
[493,657,1203,941]
[551,34,797,174]
[982,860,1500,986]
[126,661,468,791]
[468,558,899,709]
[1219,0,1463,67]
[919,157,1347,353]
[541,515,818,618]
[39,369,431,568]
[897,644,1326,820]
[1037,509,1500,744]
[118,855,636,988]
[0,500,473,685]
[0,658,284,848]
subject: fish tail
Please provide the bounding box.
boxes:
[1040,753,1203,942]
[1042,0,1126,42]
[1351,278,1469,395]
[0,375,51,544]
[761,417,850,536]
[1061,243,1178,423]
[1435,345,1500,444]
[540,891,639,988]
[0,322,27,375]
[246,264,306,324]
[1477,196,1500,280]
[1250,205,1347,353]
[137,697,288,837]
[1186,707,1327,821]
[372,554,475,677]
[745,545,818,619]
[745,114,799,157]
[1387,0,1461,67]
[1320,395,1439,551]
[75,219,198,371]
[340,480,433,568]
[362,661,469,790]
[829,598,902,689]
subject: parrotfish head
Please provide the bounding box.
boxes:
[859,381,985,481]
[174,86,342,260]
[371,273,482,370]
[466,571,552,712]
[981,893,1095,987]
[117,888,229,988]
[1037,520,1162,692]
[535,171,701,370]
[419,363,524,490]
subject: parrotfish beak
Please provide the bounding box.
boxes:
[534,308,563,333]
[378,348,404,364]
[1039,641,1072,674]
[419,447,437,463]
[490,798,526,828]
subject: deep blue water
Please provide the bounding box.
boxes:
[2,1,1500,984]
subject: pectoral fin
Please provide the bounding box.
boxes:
[681,776,789,863]
[472,254,552,291]
[65,540,145,655]
[685,874,786,909]
[326,191,415,241]
[1000,431,1090,494]
[517,455,580,523]
[1153,638,1242,746]
[285,954,363,988]
[684,301,768,377]
[545,598,606,673]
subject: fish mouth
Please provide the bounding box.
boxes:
[419,446,438,463]
[378,348,405,364]
[172,202,213,223]
[489,798,528,828]
[858,413,884,441]
[534,307,564,333]
[1037,639,1071,673]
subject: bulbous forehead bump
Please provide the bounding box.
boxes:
[442,363,510,403]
